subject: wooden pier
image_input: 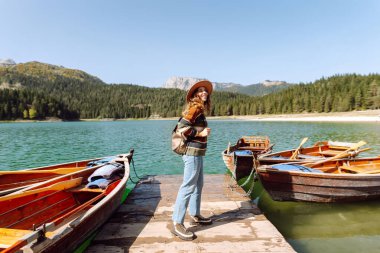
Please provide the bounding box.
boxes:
[86,174,295,252]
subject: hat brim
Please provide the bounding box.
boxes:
[186,80,213,102]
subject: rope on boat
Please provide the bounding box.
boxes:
[227,173,256,198]
[131,157,142,180]
[128,156,156,185]
[240,162,255,187]
[128,176,138,184]
[228,155,257,197]
[245,172,257,196]
[128,156,143,184]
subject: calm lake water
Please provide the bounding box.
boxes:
[1,120,380,253]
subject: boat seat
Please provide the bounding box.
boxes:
[318,150,345,157]
[240,136,270,149]
[0,228,53,248]
[0,228,31,248]
[69,185,103,193]
[297,154,321,160]
[338,164,380,174]
[328,145,353,150]
[237,146,264,151]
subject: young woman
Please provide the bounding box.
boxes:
[171,80,213,241]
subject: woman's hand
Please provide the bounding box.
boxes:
[198,128,211,137]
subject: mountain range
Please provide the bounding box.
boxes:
[163,76,293,96]
[1,59,291,97]
[0,59,379,121]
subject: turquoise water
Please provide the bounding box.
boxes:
[1,120,380,252]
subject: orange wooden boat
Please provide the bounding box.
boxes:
[258,141,370,165]
[0,156,114,196]
[256,156,380,202]
[0,151,133,253]
[222,136,273,181]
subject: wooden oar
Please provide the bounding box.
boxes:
[303,141,367,168]
[49,156,132,230]
[284,146,372,167]
[0,184,41,196]
[69,156,133,228]
[0,167,84,175]
[0,178,84,253]
[50,179,119,229]
[2,151,134,253]
[0,177,82,202]
[290,137,309,160]
[1,179,116,253]
[352,147,371,156]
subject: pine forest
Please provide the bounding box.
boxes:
[0,62,379,120]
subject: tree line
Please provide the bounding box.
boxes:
[0,62,379,120]
[247,74,380,115]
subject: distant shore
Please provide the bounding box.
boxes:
[2,110,380,123]
[204,110,380,122]
[209,109,380,122]
[149,109,380,122]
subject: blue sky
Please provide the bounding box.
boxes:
[1,0,379,87]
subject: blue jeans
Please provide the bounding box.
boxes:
[172,155,204,224]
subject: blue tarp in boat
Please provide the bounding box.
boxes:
[272,164,323,173]
[86,162,125,189]
[86,178,113,189]
[233,150,253,156]
[88,162,125,182]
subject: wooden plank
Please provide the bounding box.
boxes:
[0,229,54,248]
[87,174,295,253]
[0,167,85,175]
[339,164,380,174]
[0,229,32,248]
[319,150,343,156]
[0,178,82,202]
[0,191,75,228]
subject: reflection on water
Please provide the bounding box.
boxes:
[249,180,380,253]
[1,120,380,252]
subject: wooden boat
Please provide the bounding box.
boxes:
[256,156,380,203]
[0,156,114,196]
[0,150,133,253]
[222,136,273,181]
[258,141,370,165]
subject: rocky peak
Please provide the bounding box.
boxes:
[0,58,16,67]
[163,76,205,90]
[262,80,287,86]
[163,76,290,96]
[163,76,242,91]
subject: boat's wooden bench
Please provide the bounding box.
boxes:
[328,145,353,150]
[69,185,103,193]
[0,228,54,248]
[237,146,265,151]
[318,150,347,157]
[0,228,31,248]
[338,164,380,174]
[239,136,270,149]
[297,154,321,160]
[318,143,368,157]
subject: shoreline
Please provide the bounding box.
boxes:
[2,110,380,123]
[158,109,380,122]
[216,109,380,122]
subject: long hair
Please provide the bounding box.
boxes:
[182,91,212,116]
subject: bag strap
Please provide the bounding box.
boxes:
[173,117,190,135]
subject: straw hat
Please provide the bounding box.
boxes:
[186,80,213,102]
